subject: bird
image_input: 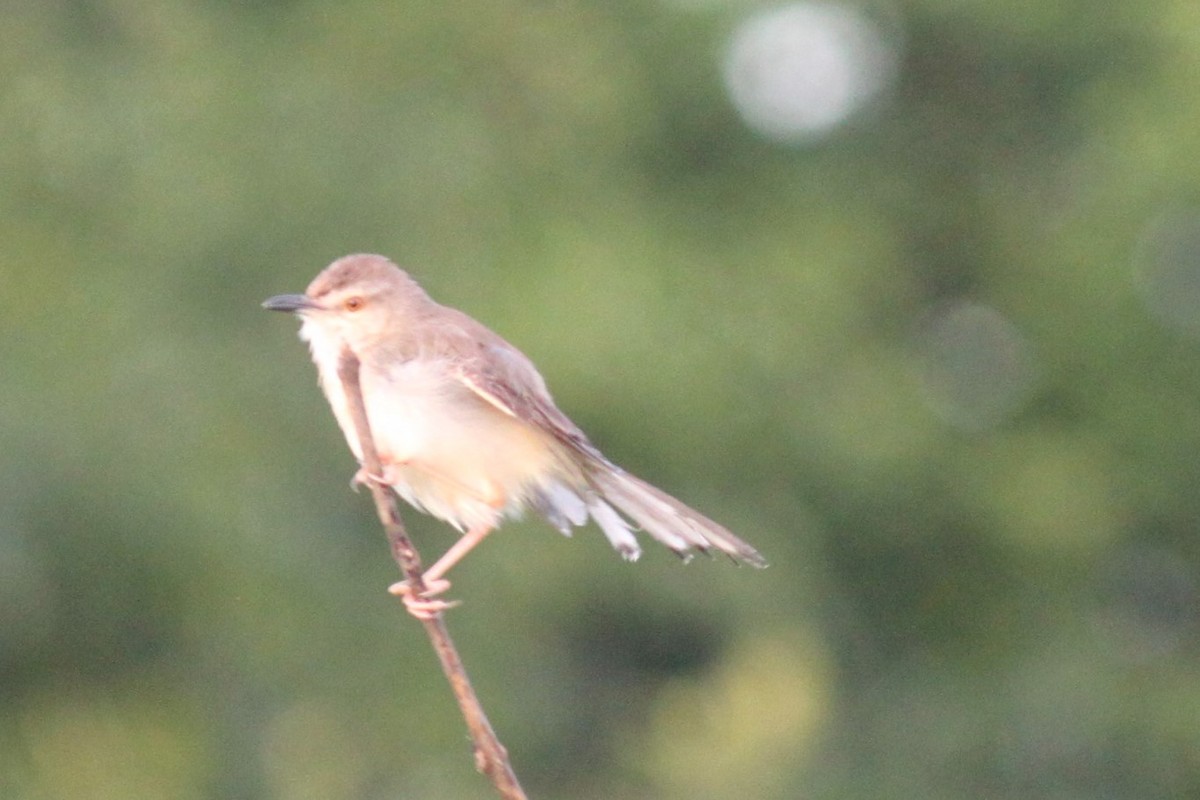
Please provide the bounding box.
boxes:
[264,254,765,616]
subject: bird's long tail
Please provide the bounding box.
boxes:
[578,464,767,567]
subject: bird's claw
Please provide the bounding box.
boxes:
[350,467,387,492]
[388,577,457,620]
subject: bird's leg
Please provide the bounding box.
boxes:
[389,523,495,619]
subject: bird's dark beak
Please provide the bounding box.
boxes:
[262,294,320,313]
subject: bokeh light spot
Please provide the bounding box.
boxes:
[723,3,900,143]
[1134,209,1200,338]
[1093,545,1197,665]
[916,301,1038,431]
[642,633,832,796]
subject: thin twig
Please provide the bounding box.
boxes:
[337,349,528,800]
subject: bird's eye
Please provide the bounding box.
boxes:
[344,296,365,312]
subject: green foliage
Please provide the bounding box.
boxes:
[2,1,1197,798]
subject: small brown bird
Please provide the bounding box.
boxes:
[264,254,765,616]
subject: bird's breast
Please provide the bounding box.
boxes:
[362,358,456,461]
[358,358,573,530]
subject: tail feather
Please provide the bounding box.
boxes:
[586,497,641,561]
[531,480,588,534]
[531,481,641,561]
[589,467,767,568]
[530,465,767,568]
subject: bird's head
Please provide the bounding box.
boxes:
[263,253,428,353]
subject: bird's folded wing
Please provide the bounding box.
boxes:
[434,309,597,455]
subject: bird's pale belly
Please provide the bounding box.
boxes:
[358,361,572,532]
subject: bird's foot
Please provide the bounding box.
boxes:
[388,577,458,620]
[351,459,411,491]
[350,467,383,492]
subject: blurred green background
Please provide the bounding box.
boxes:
[4,1,1200,798]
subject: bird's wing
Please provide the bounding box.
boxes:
[428,308,767,567]
[432,309,598,455]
